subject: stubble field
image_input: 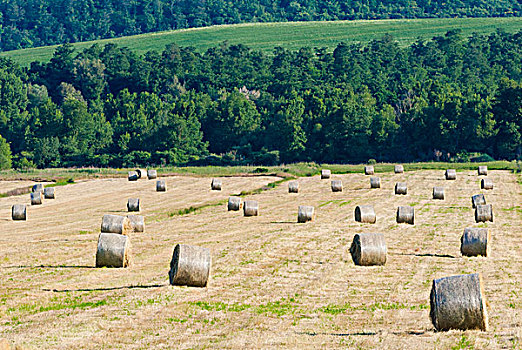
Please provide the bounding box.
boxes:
[0,169,520,349]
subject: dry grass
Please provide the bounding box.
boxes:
[0,171,520,349]
[0,181,53,194]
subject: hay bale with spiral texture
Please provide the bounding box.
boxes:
[101,214,131,235]
[433,187,444,200]
[297,205,315,223]
[169,244,211,287]
[475,204,493,223]
[478,166,488,176]
[32,183,44,193]
[211,178,222,191]
[321,169,331,179]
[445,169,456,180]
[461,228,490,257]
[394,165,404,173]
[128,171,139,181]
[395,182,407,195]
[331,180,343,192]
[397,206,414,224]
[30,192,42,205]
[350,233,387,266]
[364,166,374,175]
[156,180,166,192]
[147,169,157,179]
[96,232,131,268]
[243,200,259,216]
[354,205,376,224]
[370,177,380,189]
[430,273,488,331]
[228,196,242,211]
[43,187,55,199]
[481,178,493,190]
[126,215,145,233]
[127,198,140,212]
[135,169,146,179]
[288,181,299,193]
[471,194,486,208]
[12,204,26,221]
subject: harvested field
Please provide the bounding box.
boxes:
[0,181,51,195]
[0,170,520,349]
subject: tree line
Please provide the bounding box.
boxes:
[0,0,521,51]
[0,29,520,169]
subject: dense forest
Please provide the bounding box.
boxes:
[0,29,521,169]
[0,0,521,51]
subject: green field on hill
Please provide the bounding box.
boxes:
[2,17,521,66]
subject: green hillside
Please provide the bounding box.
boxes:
[3,17,521,66]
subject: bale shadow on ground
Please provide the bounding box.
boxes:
[389,252,457,259]
[44,283,168,293]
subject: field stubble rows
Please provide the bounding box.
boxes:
[0,170,520,349]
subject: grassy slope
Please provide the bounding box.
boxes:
[2,17,521,66]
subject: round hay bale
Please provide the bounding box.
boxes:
[364,166,374,175]
[396,206,414,224]
[288,181,299,193]
[12,204,26,221]
[211,178,222,191]
[297,205,315,223]
[30,192,42,205]
[445,169,457,180]
[394,182,407,195]
[147,169,158,180]
[331,180,343,192]
[369,177,380,189]
[135,169,146,179]
[321,169,331,179]
[96,232,131,268]
[350,233,387,266]
[228,196,242,211]
[32,183,44,193]
[430,273,488,331]
[394,165,404,173]
[481,178,493,190]
[126,215,145,233]
[475,204,493,223]
[169,244,211,287]
[433,187,445,200]
[128,171,139,181]
[101,214,131,235]
[461,228,490,257]
[471,193,486,208]
[478,166,488,176]
[243,200,259,217]
[43,187,55,199]
[127,198,140,212]
[354,205,376,224]
[156,180,166,192]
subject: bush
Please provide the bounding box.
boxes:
[367,159,377,165]
[252,150,280,166]
[14,157,36,171]
[122,151,152,167]
[0,135,12,170]
[453,151,471,162]
[470,153,495,162]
